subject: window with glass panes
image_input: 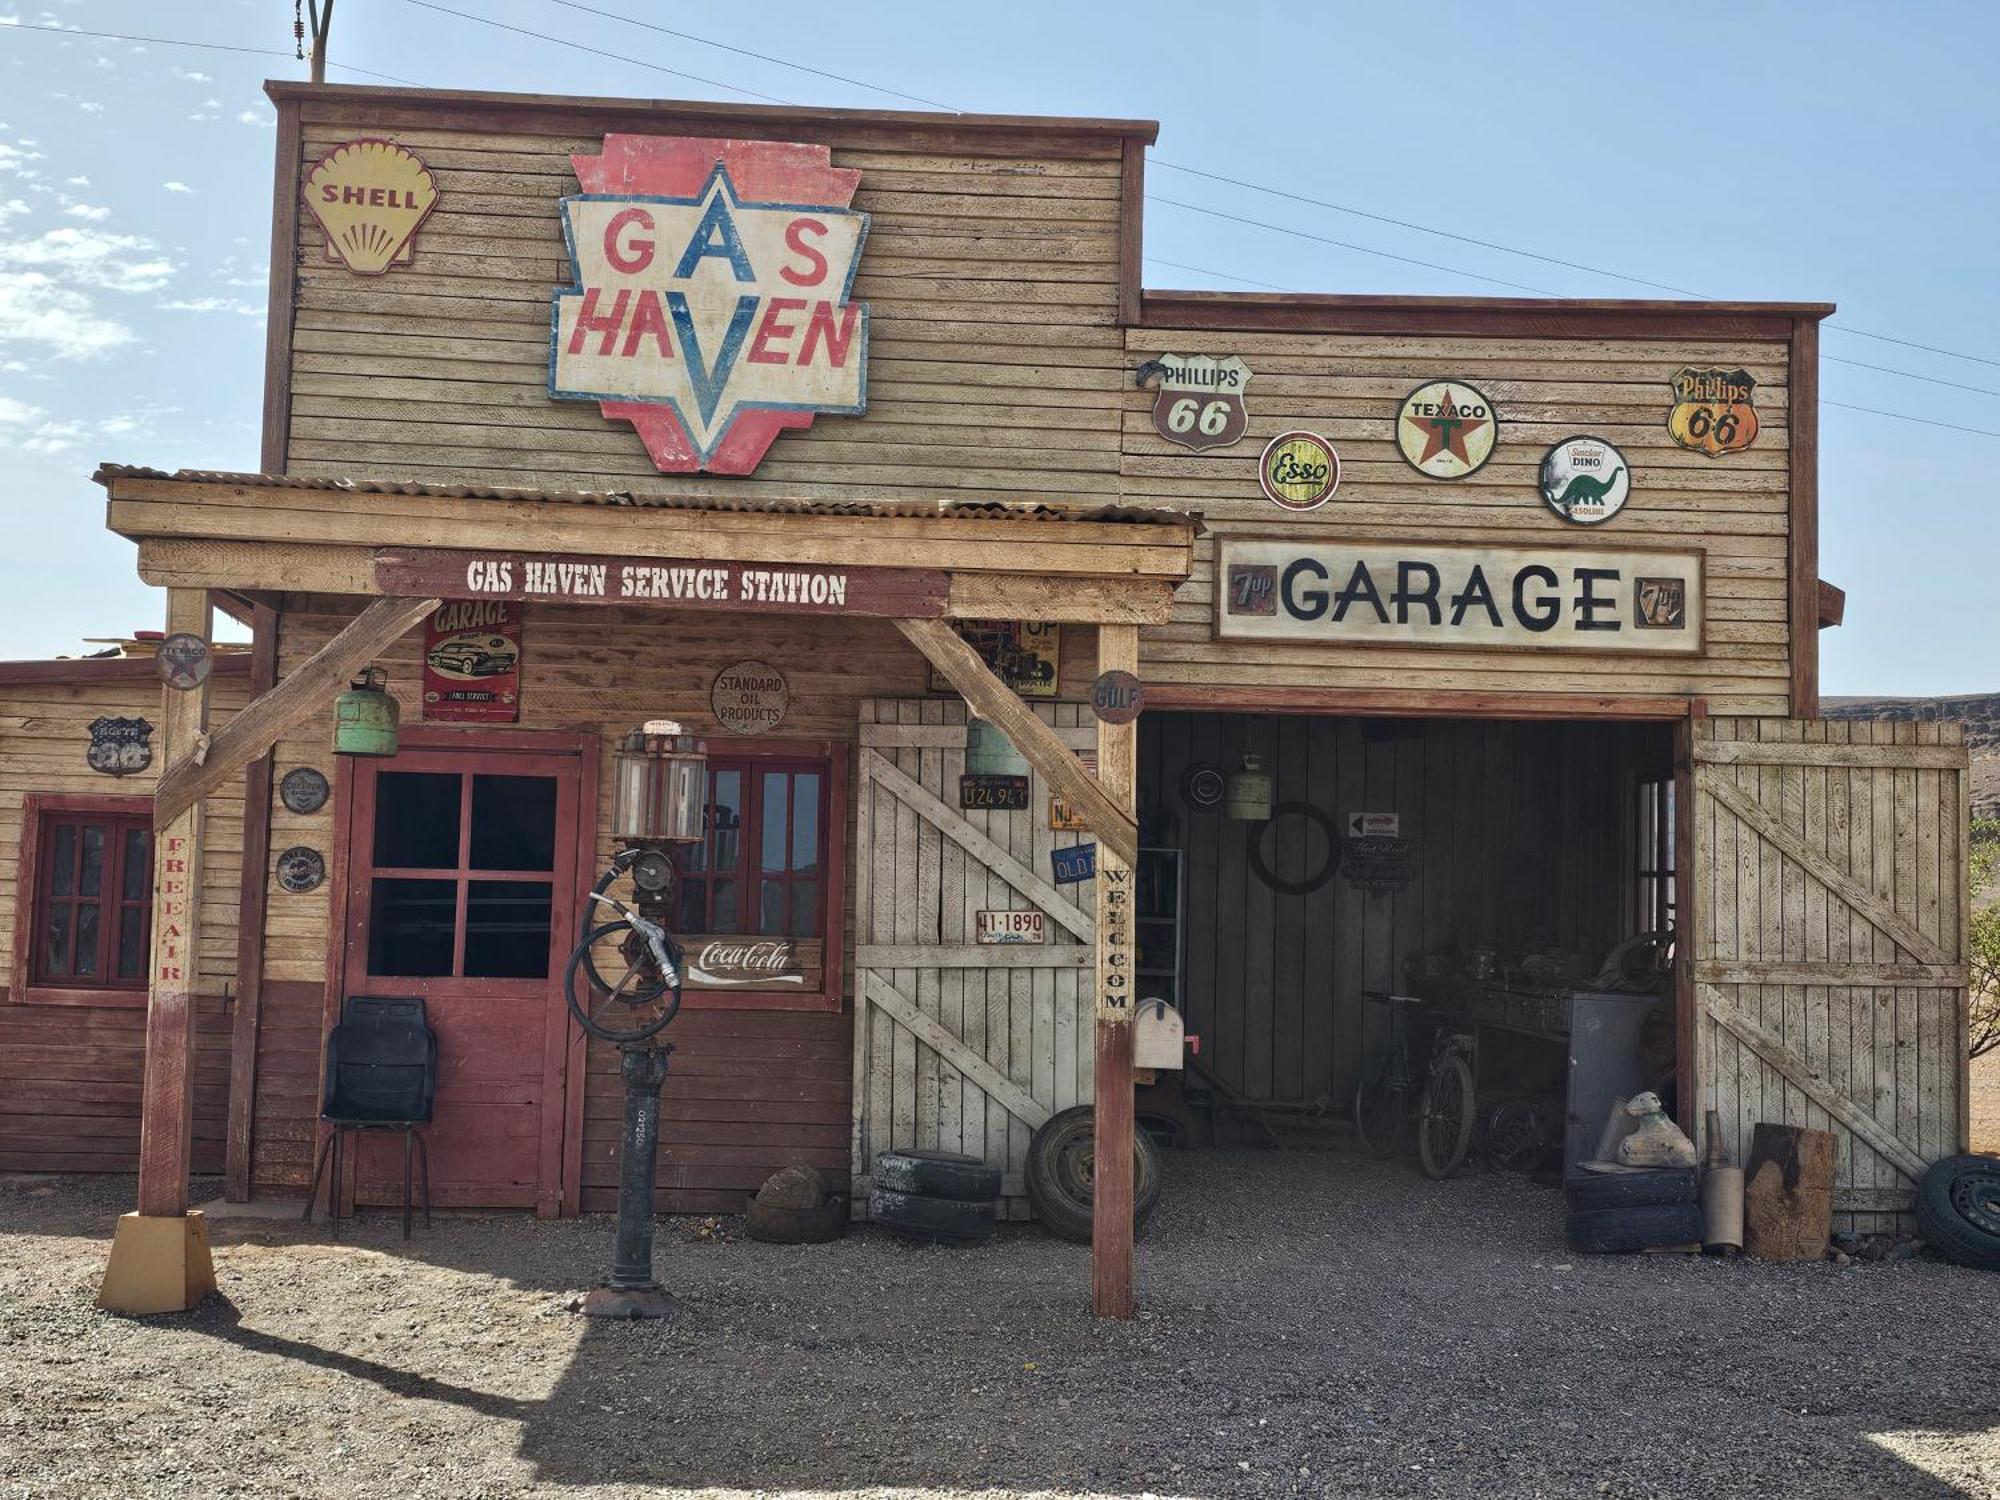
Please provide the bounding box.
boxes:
[1635,777,1676,935]
[677,756,827,954]
[33,808,152,990]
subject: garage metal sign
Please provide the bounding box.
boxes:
[1215,536,1704,655]
[422,599,522,723]
[550,135,869,476]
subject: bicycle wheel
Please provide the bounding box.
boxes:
[1352,1064,1409,1158]
[1417,1052,1476,1180]
[564,920,679,1043]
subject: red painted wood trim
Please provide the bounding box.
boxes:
[1140,685,1694,722]
[1673,711,1698,1135]
[317,750,359,1213]
[559,734,600,1218]
[1788,315,1821,717]
[1091,1020,1135,1319]
[10,792,154,1009]
[224,601,279,1201]
[1118,140,1144,327]
[1140,290,1830,342]
[262,95,303,475]
[270,80,1158,148]
[0,655,249,687]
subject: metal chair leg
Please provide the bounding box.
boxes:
[303,1129,333,1223]
[414,1128,431,1229]
[402,1130,414,1240]
[328,1128,342,1239]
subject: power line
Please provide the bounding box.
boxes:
[542,0,958,111]
[1144,257,1288,293]
[0,19,421,86]
[402,1,794,105]
[1822,401,2000,440]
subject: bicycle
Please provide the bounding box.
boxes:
[1352,991,1477,1179]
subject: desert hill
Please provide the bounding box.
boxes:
[1824,692,2000,818]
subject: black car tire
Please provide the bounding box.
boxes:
[1566,1200,1706,1254]
[869,1188,996,1245]
[1916,1153,2000,1272]
[1024,1104,1163,1245]
[874,1148,1003,1202]
[1564,1166,1701,1213]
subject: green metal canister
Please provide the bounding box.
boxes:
[333,666,401,757]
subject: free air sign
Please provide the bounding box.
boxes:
[550,135,869,475]
[1215,537,1705,655]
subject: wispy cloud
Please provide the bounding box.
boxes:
[61,202,107,221]
[0,393,45,426]
[0,273,136,358]
[0,226,174,291]
[0,141,45,178]
[238,108,275,128]
[162,181,194,194]
[21,417,88,456]
[171,66,212,83]
[160,296,262,318]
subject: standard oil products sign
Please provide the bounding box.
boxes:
[550,135,870,475]
[1215,536,1703,655]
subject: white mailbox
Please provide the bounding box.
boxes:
[1133,997,1186,1070]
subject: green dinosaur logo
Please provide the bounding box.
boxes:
[1539,438,1630,525]
[1552,466,1624,510]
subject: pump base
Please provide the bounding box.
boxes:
[580,1284,675,1320]
[97,1211,217,1316]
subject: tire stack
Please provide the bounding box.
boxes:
[1565,1166,1705,1253]
[870,1148,1002,1245]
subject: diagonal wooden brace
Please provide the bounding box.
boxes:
[894,617,1138,867]
[152,595,439,829]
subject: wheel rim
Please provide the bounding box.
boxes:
[1948,1167,2000,1237]
[1419,1056,1475,1178]
[1051,1128,1095,1208]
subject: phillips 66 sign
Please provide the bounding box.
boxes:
[550,135,870,475]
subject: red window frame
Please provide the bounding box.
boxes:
[11,792,154,1007]
[680,739,848,1013]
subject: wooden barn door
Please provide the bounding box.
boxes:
[851,699,1099,1218]
[1690,717,1970,1230]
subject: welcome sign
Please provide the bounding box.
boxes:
[550,135,870,475]
[1215,536,1705,655]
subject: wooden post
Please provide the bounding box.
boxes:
[100,589,219,1314]
[1092,624,1139,1320]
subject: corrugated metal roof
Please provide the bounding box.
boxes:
[93,465,1200,530]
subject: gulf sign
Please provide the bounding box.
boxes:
[550,135,869,475]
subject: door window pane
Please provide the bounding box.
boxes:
[117,907,147,980]
[464,880,554,978]
[761,771,790,873]
[758,879,788,936]
[710,771,742,874]
[79,826,105,897]
[51,825,77,897]
[470,775,557,872]
[712,876,738,932]
[43,903,71,977]
[789,879,820,938]
[121,827,151,899]
[367,877,457,976]
[74,903,99,976]
[793,773,820,874]
[373,771,461,869]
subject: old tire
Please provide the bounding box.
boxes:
[1916,1153,2000,1272]
[869,1188,996,1245]
[1566,1200,1706,1254]
[875,1148,1002,1202]
[1564,1166,1701,1213]
[1024,1104,1163,1245]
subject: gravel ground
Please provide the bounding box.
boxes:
[2,1152,1997,1500]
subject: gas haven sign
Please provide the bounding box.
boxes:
[1215,537,1704,655]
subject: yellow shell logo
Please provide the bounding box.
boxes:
[302,138,440,276]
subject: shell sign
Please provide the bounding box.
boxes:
[301,138,440,275]
[549,135,870,476]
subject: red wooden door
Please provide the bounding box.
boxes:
[337,742,584,1213]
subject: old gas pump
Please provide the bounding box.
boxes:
[563,721,707,1319]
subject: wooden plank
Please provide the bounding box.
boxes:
[863,973,1050,1130]
[860,722,1097,750]
[1700,983,1927,1181]
[152,596,440,828]
[1697,769,1951,967]
[1789,317,1820,716]
[1695,740,1967,770]
[856,944,1091,968]
[1092,623,1139,1321]
[1693,962,1965,987]
[224,600,279,1201]
[896,617,1138,866]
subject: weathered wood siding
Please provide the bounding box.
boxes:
[1692,717,1970,1234]
[1146,713,1656,1113]
[1122,329,1793,714]
[0,670,249,1175]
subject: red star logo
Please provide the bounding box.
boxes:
[1403,387,1489,467]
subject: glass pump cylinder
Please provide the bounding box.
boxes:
[610,721,709,843]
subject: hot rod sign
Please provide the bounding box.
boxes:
[550,135,870,475]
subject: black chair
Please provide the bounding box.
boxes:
[303,995,438,1239]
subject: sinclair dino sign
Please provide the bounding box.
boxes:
[550,135,871,475]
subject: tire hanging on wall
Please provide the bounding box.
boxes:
[1024,1104,1163,1245]
[874,1148,1004,1202]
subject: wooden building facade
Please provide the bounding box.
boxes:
[15,81,1973,1272]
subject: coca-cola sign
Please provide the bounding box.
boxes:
[684,936,821,989]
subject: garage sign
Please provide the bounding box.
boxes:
[423,600,522,723]
[1215,536,1704,655]
[550,135,870,475]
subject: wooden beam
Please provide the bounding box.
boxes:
[1789,315,1821,716]
[894,617,1139,867]
[224,600,279,1202]
[1698,772,1952,966]
[1092,623,1140,1321]
[1817,579,1845,629]
[136,589,212,1219]
[1695,740,1965,770]
[946,573,1178,625]
[1701,985,1927,1182]
[152,595,438,829]
[1694,960,1965,987]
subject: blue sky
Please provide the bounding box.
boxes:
[0,1,1993,694]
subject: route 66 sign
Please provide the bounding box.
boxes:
[1666,367,1759,456]
[1134,354,1251,452]
[87,716,153,777]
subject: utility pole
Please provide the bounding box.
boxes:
[299,0,333,84]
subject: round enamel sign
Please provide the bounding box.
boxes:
[1258,430,1341,511]
[711,660,789,736]
[1397,380,1498,479]
[1538,436,1631,525]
